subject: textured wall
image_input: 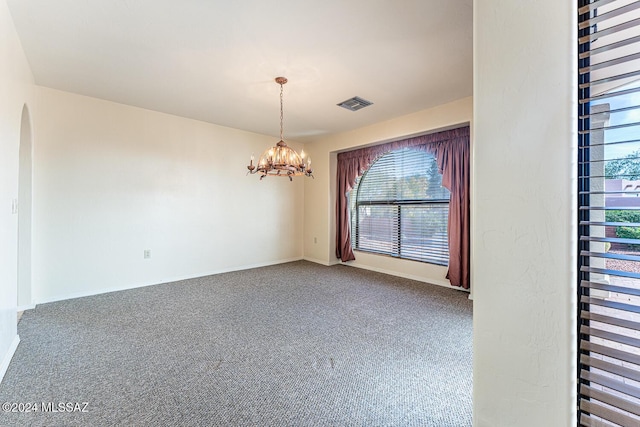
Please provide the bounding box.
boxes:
[473,0,576,425]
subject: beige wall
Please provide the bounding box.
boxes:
[473,0,576,425]
[32,87,305,303]
[303,97,472,287]
[0,0,34,380]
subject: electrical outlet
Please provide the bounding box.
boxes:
[144,250,151,259]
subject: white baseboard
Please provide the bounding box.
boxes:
[341,262,470,293]
[17,304,35,312]
[302,256,332,266]
[0,335,20,384]
[35,257,306,305]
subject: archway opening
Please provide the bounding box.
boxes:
[17,104,33,311]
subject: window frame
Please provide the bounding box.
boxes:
[350,147,450,265]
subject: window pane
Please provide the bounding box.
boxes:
[356,205,399,255]
[401,205,449,265]
[350,147,450,265]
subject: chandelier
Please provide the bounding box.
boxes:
[247,77,313,181]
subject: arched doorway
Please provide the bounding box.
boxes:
[17,104,33,310]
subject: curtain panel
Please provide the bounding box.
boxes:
[335,126,470,289]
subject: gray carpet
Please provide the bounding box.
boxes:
[0,261,472,426]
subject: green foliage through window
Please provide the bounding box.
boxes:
[605,210,640,223]
[616,226,640,241]
[605,149,640,180]
[605,210,640,247]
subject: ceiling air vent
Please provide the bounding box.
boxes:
[337,96,373,111]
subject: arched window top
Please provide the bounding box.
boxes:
[356,148,450,204]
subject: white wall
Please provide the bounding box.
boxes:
[473,1,575,426]
[32,87,304,303]
[17,105,33,309]
[0,0,34,380]
[303,97,471,287]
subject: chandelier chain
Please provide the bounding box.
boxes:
[279,82,284,141]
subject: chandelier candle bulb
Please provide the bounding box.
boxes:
[246,77,314,181]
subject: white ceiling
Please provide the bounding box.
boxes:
[7,0,473,143]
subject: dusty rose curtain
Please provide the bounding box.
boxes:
[335,126,470,289]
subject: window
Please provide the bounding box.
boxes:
[349,148,450,265]
[578,1,640,425]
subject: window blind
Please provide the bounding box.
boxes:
[578,1,640,426]
[350,148,449,265]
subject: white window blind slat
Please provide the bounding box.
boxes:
[578,1,640,425]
